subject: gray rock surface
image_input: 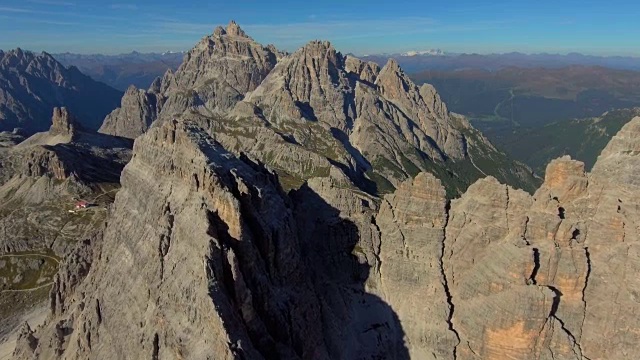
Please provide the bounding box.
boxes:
[98,85,159,139]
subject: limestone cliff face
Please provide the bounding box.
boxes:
[16,117,640,359]
[438,118,640,359]
[16,120,331,359]
[375,173,458,359]
[98,85,159,139]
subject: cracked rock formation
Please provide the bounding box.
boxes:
[14,117,640,359]
[98,85,159,139]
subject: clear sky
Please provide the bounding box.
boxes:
[1,0,639,56]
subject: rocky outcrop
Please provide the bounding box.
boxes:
[376,173,458,359]
[0,49,121,134]
[49,107,78,137]
[12,323,38,358]
[15,120,333,358]
[375,59,465,159]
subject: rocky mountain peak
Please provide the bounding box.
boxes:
[382,58,402,72]
[226,19,248,38]
[376,58,412,93]
[212,20,250,39]
[49,107,78,136]
[299,40,340,62]
[99,85,159,139]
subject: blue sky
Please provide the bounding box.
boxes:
[1,0,639,56]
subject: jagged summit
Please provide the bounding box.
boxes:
[101,20,278,138]
[381,57,402,71]
[213,20,251,39]
[226,19,248,38]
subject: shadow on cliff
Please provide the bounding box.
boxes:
[290,183,410,359]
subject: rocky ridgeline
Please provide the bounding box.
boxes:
[98,21,538,196]
[14,116,640,359]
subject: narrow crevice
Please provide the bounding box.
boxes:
[522,216,531,245]
[528,248,540,285]
[95,299,102,324]
[558,207,565,220]
[151,333,159,360]
[578,247,593,360]
[505,186,510,234]
[369,215,383,278]
[158,203,174,281]
[441,200,460,359]
[547,286,584,359]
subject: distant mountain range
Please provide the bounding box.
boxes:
[50,50,640,93]
[53,51,185,91]
[0,49,122,134]
[360,51,640,72]
[411,65,640,125]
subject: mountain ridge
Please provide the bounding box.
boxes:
[100,21,538,197]
[0,49,122,134]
